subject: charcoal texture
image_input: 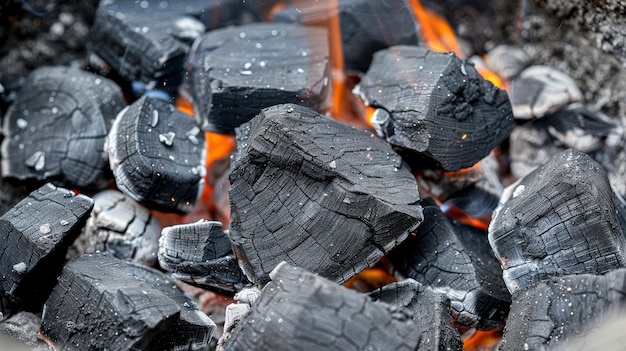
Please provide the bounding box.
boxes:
[499,269,626,351]
[0,183,93,306]
[1,66,124,189]
[389,198,510,330]
[229,104,423,285]
[41,252,216,351]
[489,149,626,294]
[370,279,463,351]
[223,262,423,351]
[108,96,206,213]
[159,220,250,294]
[356,46,513,171]
[183,23,330,133]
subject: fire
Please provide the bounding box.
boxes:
[463,330,502,351]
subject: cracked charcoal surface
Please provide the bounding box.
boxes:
[159,220,250,294]
[356,46,513,171]
[41,252,216,351]
[223,262,423,351]
[228,103,423,286]
[272,0,419,72]
[108,96,206,213]
[498,269,626,351]
[1,66,124,190]
[0,183,93,308]
[184,23,330,133]
[388,197,511,330]
[489,149,626,294]
[369,279,463,350]
[84,190,160,266]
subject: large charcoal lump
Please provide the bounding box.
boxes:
[489,149,626,293]
[356,46,514,171]
[1,66,124,189]
[229,103,423,285]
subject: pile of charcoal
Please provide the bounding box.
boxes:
[1,0,626,350]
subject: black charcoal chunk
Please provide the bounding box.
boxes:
[489,149,626,294]
[272,0,419,72]
[41,252,216,351]
[388,198,511,330]
[229,103,423,286]
[499,269,626,351]
[84,190,160,266]
[355,46,514,171]
[1,66,124,189]
[370,280,463,350]
[159,220,250,294]
[108,96,206,213]
[183,23,330,133]
[0,183,93,307]
[222,262,423,351]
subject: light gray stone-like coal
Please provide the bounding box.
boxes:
[221,262,436,351]
[41,252,216,351]
[1,66,124,190]
[183,23,330,133]
[489,149,626,294]
[0,183,93,308]
[84,190,160,266]
[355,46,513,171]
[159,220,250,294]
[107,96,206,213]
[388,197,511,330]
[229,103,423,286]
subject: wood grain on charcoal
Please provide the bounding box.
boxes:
[388,198,511,330]
[108,96,206,213]
[1,66,124,190]
[0,183,93,307]
[184,23,330,133]
[229,104,423,286]
[41,252,216,351]
[159,220,250,294]
[489,149,626,294]
[356,46,513,171]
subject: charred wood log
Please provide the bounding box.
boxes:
[355,46,514,171]
[107,96,206,213]
[222,262,442,351]
[489,149,626,294]
[183,23,330,133]
[499,269,626,351]
[229,103,423,286]
[159,220,250,294]
[41,252,216,351]
[84,190,160,266]
[1,66,124,190]
[369,279,464,350]
[0,183,93,309]
[388,197,511,330]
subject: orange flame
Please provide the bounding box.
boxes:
[463,330,502,351]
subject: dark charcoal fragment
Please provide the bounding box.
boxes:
[159,220,250,294]
[229,103,423,285]
[183,23,330,133]
[222,262,423,351]
[1,66,124,189]
[499,269,626,351]
[388,198,511,330]
[84,190,160,265]
[370,279,463,350]
[0,183,93,307]
[489,149,626,294]
[41,252,216,351]
[108,96,206,213]
[272,0,419,72]
[356,46,513,171]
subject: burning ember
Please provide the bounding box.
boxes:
[1,0,626,350]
